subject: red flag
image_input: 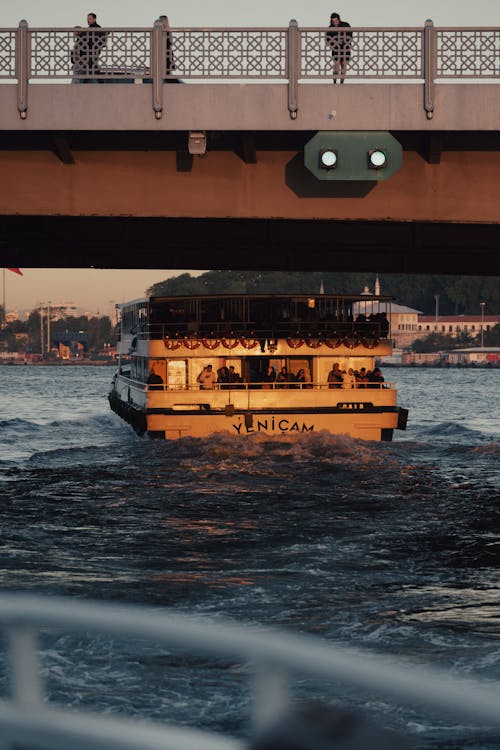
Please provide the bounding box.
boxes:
[7,268,23,275]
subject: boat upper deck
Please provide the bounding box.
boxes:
[121,293,393,342]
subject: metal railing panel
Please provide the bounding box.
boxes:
[300,27,423,79]
[436,28,500,78]
[29,27,153,80]
[169,28,287,79]
[0,30,16,78]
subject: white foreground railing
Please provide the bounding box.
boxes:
[0,593,499,750]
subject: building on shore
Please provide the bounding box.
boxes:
[401,348,500,366]
[355,279,498,351]
[416,315,499,341]
[444,347,500,366]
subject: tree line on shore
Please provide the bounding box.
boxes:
[0,309,113,355]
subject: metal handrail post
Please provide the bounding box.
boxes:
[151,19,164,120]
[8,626,43,709]
[287,19,299,120]
[16,19,29,119]
[423,19,436,119]
[252,663,290,734]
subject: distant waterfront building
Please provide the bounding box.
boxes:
[416,315,499,341]
[353,298,422,349]
[45,302,78,321]
[403,347,500,366]
[358,278,499,350]
[51,331,88,359]
[444,347,500,366]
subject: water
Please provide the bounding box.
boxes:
[0,364,499,748]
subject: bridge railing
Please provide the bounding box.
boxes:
[0,21,498,120]
[436,28,500,78]
[1,21,500,82]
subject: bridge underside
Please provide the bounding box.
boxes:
[2,215,499,276]
[1,128,499,276]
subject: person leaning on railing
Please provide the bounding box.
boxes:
[326,12,353,84]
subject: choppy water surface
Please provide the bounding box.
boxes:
[0,365,499,748]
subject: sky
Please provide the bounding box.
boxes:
[2,268,204,318]
[2,1,499,314]
[3,0,499,29]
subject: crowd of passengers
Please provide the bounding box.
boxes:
[192,364,385,390]
[326,363,385,388]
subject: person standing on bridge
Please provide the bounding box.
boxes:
[326,12,352,84]
[85,12,107,82]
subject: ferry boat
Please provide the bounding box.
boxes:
[108,293,408,441]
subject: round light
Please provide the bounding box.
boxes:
[320,149,337,168]
[368,149,387,169]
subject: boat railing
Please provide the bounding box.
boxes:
[143,321,389,342]
[144,380,395,393]
[146,381,395,392]
[0,593,498,750]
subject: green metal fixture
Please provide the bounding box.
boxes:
[304,131,403,181]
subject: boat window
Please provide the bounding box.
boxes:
[131,356,148,382]
[167,359,187,390]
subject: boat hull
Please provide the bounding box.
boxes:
[109,389,407,442]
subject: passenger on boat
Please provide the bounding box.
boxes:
[276,366,289,388]
[327,363,343,388]
[217,366,231,389]
[356,367,369,388]
[146,368,164,390]
[262,365,276,389]
[197,364,217,389]
[342,367,357,389]
[367,367,385,388]
[227,366,244,389]
[295,368,312,388]
[228,365,242,384]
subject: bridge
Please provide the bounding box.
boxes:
[1,20,499,276]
